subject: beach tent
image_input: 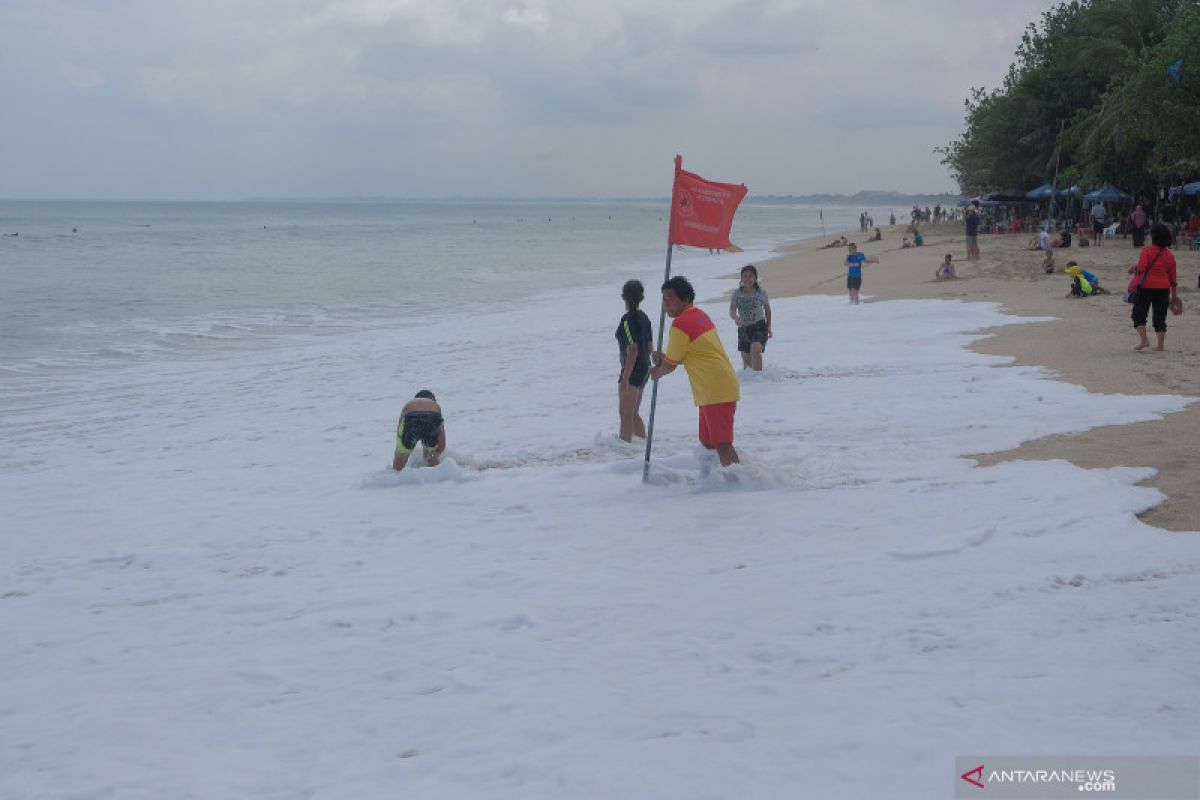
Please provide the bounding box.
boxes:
[1083,185,1131,202]
[1167,181,1200,198]
[960,196,1007,207]
[1025,184,1079,200]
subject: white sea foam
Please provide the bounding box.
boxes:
[2,202,1198,798]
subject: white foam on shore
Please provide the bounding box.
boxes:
[2,259,1198,798]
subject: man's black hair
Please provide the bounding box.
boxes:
[661,275,695,304]
[415,389,436,400]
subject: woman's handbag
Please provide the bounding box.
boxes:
[1127,249,1165,303]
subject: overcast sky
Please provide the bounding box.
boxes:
[0,0,1058,200]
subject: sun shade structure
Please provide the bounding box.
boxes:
[1167,181,1200,198]
[1025,183,1080,200]
[1083,184,1131,202]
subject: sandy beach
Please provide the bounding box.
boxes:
[749,221,1200,531]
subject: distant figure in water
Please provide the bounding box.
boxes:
[844,242,879,304]
[729,264,771,371]
[393,390,446,471]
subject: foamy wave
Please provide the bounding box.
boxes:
[361,458,480,488]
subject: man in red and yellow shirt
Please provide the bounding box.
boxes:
[650,276,741,466]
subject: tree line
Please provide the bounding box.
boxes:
[939,0,1200,205]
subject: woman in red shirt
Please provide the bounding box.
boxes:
[1131,223,1180,351]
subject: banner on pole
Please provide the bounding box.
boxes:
[668,155,748,250]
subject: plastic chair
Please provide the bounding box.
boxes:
[1103,222,1119,239]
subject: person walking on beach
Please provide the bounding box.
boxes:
[964,203,981,261]
[844,242,879,304]
[1130,223,1179,352]
[729,264,772,371]
[650,276,741,468]
[393,390,446,471]
[616,279,653,442]
[1132,203,1147,243]
[1091,201,1108,247]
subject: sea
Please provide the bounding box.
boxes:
[0,198,869,376]
[3,198,1197,799]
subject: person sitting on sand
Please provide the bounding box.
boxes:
[868,227,882,241]
[393,390,446,471]
[1065,265,1094,298]
[1065,261,1105,295]
[819,236,849,250]
[902,237,912,248]
[913,231,924,246]
[935,253,957,280]
[1028,229,1052,251]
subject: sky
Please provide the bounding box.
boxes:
[0,0,1060,200]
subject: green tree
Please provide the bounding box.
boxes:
[940,0,1197,197]
[1071,1,1200,201]
[940,2,1096,193]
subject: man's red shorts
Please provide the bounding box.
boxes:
[698,401,736,446]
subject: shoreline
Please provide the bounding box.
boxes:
[748,223,1200,531]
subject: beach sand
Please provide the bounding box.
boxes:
[743,222,1200,531]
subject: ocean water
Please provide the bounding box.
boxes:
[0,198,866,375]
[4,199,1199,798]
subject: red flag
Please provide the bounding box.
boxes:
[668,155,748,249]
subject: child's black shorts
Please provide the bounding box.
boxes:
[737,320,769,353]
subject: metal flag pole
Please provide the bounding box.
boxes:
[641,240,674,483]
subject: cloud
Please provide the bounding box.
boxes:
[61,62,106,89]
[502,6,549,32]
[0,0,1060,198]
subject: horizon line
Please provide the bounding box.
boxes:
[1,189,965,204]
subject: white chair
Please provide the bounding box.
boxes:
[1103,222,1119,238]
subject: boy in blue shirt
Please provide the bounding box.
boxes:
[844,242,880,305]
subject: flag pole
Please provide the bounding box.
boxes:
[641,240,673,483]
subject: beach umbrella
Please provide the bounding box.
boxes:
[1025,183,1055,199]
[1083,184,1132,202]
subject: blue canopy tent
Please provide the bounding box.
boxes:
[1167,181,1200,199]
[958,196,1007,207]
[1083,185,1131,202]
[1025,184,1080,200]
